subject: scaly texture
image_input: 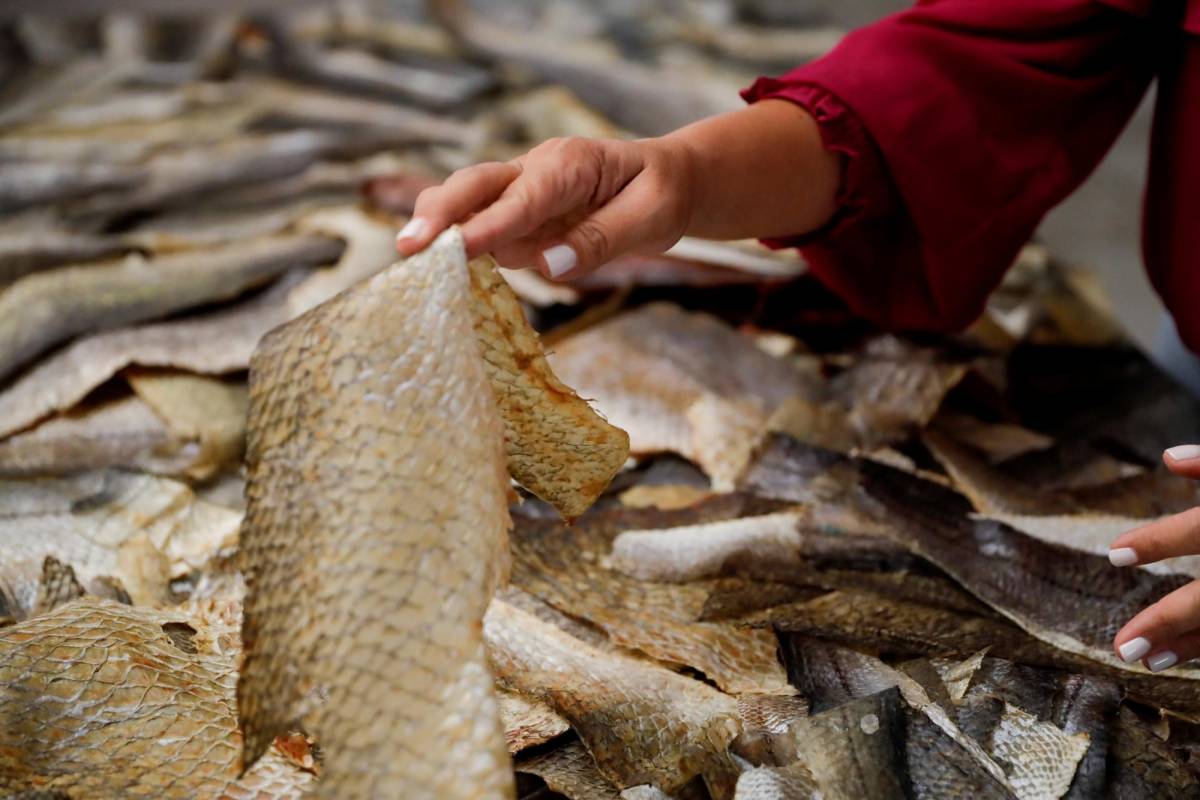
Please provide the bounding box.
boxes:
[238,228,514,799]
[467,254,629,519]
[515,740,622,800]
[990,704,1089,800]
[0,600,312,799]
[547,303,817,489]
[0,233,343,382]
[0,470,239,618]
[484,599,740,793]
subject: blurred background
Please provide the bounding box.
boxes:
[0,0,1160,349]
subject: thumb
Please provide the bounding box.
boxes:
[537,177,677,280]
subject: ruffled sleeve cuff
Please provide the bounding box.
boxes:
[739,78,900,248]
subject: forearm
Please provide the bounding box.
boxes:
[661,99,841,241]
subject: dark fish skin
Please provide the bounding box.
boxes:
[0,233,343,383]
[857,457,1195,666]
[738,432,863,507]
[778,635,899,715]
[1106,707,1200,799]
[1055,674,1122,800]
[770,591,1200,714]
[790,688,912,800]
[905,710,1017,800]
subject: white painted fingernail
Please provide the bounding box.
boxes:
[396,217,427,241]
[1148,650,1179,672]
[542,244,577,278]
[1109,547,1138,567]
[1119,637,1152,663]
[1166,445,1200,462]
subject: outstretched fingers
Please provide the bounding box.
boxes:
[1109,507,1200,568]
[1114,579,1200,671]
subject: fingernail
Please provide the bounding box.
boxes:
[1148,650,1179,672]
[1119,637,1152,663]
[1166,445,1200,462]
[396,217,427,242]
[542,244,577,278]
[1109,547,1138,567]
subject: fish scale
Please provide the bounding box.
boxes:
[0,600,312,799]
[238,228,627,798]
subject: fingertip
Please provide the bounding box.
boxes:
[541,244,578,280]
[1165,445,1200,471]
[395,217,433,255]
[1109,547,1139,567]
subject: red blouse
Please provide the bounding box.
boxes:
[743,0,1200,350]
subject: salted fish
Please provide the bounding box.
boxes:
[485,599,740,794]
[0,233,343,383]
[0,228,130,285]
[858,458,1199,676]
[1106,706,1200,798]
[0,469,239,618]
[237,229,626,798]
[548,303,819,489]
[0,600,313,799]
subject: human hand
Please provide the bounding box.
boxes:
[393,136,696,280]
[1110,446,1200,671]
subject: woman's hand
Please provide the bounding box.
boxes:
[1110,446,1200,671]
[394,100,842,280]
[394,136,696,279]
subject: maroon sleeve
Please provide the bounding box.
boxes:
[742,0,1158,332]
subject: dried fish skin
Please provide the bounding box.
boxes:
[510,501,793,693]
[788,688,912,799]
[732,763,820,800]
[608,511,806,583]
[485,599,740,793]
[858,458,1198,675]
[904,711,1017,800]
[1053,675,1121,799]
[515,740,621,800]
[769,591,1200,714]
[548,304,818,488]
[499,690,571,754]
[1107,706,1200,798]
[0,160,145,213]
[430,0,741,137]
[0,600,313,799]
[238,229,513,798]
[0,470,239,618]
[467,254,629,520]
[0,228,130,285]
[0,273,298,440]
[0,395,199,478]
[0,233,343,382]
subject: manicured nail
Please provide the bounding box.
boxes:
[542,244,577,278]
[1119,637,1151,663]
[1109,547,1138,567]
[1148,650,1179,672]
[1166,445,1200,462]
[396,217,427,242]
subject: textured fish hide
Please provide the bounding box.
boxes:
[547,303,818,489]
[238,228,627,799]
[0,600,313,799]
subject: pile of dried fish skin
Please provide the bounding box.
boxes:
[5,4,1200,800]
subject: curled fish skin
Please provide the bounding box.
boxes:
[237,228,627,798]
